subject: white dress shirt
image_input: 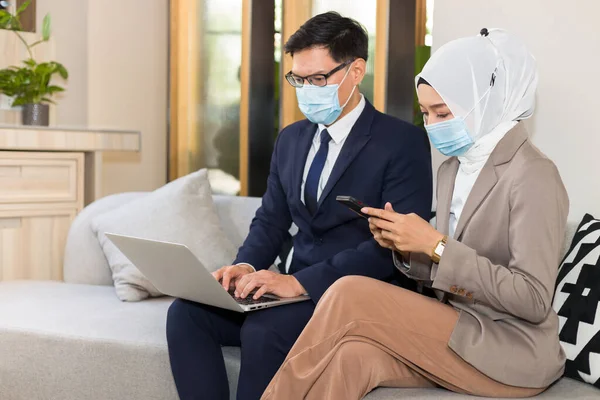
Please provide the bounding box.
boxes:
[448,170,480,238]
[301,94,366,204]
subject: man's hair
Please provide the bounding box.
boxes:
[284,12,369,63]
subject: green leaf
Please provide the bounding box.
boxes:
[16,0,32,16]
[42,14,51,41]
[0,11,11,30]
[40,97,56,105]
[55,63,68,79]
[23,59,36,67]
[0,11,20,31]
[34,62,51,76]
[10,16,23,32]
[47,85,64,93]
[12,97,27,106]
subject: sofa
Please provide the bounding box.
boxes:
[0,193,598,400]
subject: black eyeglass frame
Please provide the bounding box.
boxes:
[285,59,355,88]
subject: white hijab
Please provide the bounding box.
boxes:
[416,29,539,236]
[417,29,539,173]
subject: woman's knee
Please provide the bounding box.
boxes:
[324,276,370,299]
[318,276,378,310]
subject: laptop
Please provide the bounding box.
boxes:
[105,233,310,313]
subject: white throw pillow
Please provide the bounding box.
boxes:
[91,169,238,301]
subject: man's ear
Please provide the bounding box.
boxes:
[351,58,367,85]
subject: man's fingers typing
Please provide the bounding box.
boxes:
[221,270,233,290]
[240,278,261,299]
[253,285,269,299]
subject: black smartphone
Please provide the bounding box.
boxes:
[336,196,370,219]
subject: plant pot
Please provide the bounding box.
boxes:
[22,103,50,126]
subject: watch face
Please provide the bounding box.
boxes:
[435,242,445,256]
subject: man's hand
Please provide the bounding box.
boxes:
[235,270,306,299]
[212,265,254,291]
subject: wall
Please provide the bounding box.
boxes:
[87,0,168,195]
[36,0,88,127]
[432,0,600,221]
[1,0,168,195]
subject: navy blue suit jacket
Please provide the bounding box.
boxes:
[233,100,433,302]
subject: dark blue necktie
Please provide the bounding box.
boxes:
[304,129,332,215]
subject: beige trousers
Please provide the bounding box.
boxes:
[261,276,545,400]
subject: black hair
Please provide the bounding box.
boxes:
[284,12,369,62]
[417,77,431,87]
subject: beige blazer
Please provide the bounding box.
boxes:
[395,124,569,388]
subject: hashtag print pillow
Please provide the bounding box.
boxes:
[553,214,600,388]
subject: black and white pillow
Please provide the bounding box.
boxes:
[553,214,600,388]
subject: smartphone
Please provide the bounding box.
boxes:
[336,196,370,219]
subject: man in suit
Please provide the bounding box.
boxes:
[166,12,432,400]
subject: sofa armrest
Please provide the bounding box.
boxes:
[63,192,147,285]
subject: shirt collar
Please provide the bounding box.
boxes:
[317,94,366,145]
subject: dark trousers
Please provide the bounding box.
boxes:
[166,299,315,400]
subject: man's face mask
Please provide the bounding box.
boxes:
[295,63,356,126]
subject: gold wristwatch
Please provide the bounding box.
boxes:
[430,235,448,264]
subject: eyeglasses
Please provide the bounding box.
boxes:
[285,60,354,88]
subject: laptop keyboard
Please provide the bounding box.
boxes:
[228,289,279,305]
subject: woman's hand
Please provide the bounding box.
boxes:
[368,202,396,250]
[362,203,444,256]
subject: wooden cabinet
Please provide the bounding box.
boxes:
[0,208,77,280]
[0,152,83,281]
[0,152,83,205]
[0,126,140,281]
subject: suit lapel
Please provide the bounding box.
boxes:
[453,162,498,239]
[317,101,375,208]
[293,122,317,220]
[452,124,529,239]
[436,159,458,236]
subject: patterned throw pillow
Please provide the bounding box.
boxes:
[553,214,600,388]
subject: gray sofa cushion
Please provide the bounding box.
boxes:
[212,195,263,248]
[91,170,238,301]
[64,194,291,288]
[363,378,599,399]
[63,192,146,286]
[0,281,241,400]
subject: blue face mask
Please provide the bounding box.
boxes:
[295,67,356,125]
[423,71,497,157]
[425,117,474,156]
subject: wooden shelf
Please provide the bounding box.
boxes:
[0,126,141,152]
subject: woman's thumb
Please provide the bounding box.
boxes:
[384,202,394,212]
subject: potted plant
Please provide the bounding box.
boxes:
[0,0,68,126]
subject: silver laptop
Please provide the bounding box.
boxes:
[105,233,310,313]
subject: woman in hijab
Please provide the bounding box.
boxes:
[261,29,569,399]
